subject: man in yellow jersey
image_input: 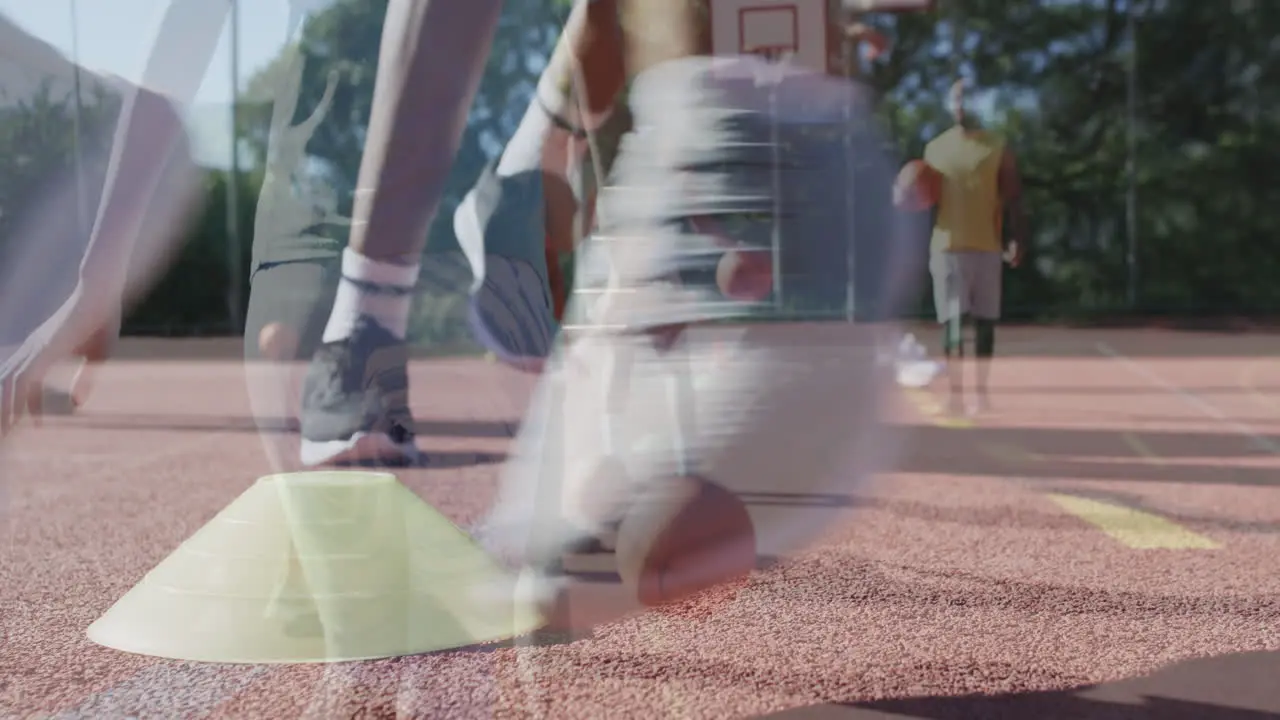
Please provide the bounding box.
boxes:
[924,78,1027,414]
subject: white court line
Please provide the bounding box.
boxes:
[1096,342,1280,455]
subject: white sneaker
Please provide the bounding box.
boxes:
[896,359,943,388]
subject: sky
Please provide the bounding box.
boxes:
[0,0,333,166]
[0,0,298,104]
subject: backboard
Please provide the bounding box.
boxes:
[843,0,934,11]
[709,0,830,73]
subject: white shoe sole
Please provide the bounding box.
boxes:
[453,188,486,292]
[299,431,421,467]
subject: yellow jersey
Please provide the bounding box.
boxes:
[924,126,1006,253]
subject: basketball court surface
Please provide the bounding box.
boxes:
[3,324,1280,718]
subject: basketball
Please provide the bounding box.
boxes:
[846,23,890,62]
[894,159,942,211]
[615,475,757,610]
[716,248,773,302]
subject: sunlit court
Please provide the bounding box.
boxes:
[3,0,1279,716]
[2,326,1280,717]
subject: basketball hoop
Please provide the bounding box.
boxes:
[748,45,797,64]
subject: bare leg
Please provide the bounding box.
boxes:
[974,316,995,411]
[299,0,506,468]
[347,0,504,264]
[459,0,627,368]
[314,0,504,345]
[538,0,627,261]
[618,0,701,76]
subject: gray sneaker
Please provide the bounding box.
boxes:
[453,159,558,371]
[298,316,421,467]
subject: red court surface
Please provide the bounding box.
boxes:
[3,327,1280,718]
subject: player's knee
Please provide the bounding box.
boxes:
[244,259,340,361]
[257,322,300,361]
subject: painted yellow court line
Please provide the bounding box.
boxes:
[900,386,1214,550]
[1047,493,1220,550]
[903,388,973,429]
[897,367,1213,550]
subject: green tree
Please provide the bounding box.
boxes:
[125,168,260,335]
[869,0,1280,320]
[214,0,1280,330]
[232,0,575,347]
[237,0,571,255]
[0,81,122,335]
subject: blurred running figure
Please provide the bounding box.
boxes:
[476,0,911,625]
[0,5,205,433]
[924,78,1027,414]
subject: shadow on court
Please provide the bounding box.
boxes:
[761,650,1280,718]
[53,412,519,439]
[898,322,1280,358]
[894,423,1280,488]
[980,385,1280,396]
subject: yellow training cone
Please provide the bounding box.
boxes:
[87,471,545,663]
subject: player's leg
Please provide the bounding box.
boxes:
[969,251,1003,412]
[930,251,965,413]
[0,3,213,431]
[454,0,626,371]
[480,11,906,627]
[242,34,349,460]
[243,259,340,464]
[297,0,504,467]
[477,0,711,620]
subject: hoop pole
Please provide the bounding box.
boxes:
[843,2,861,321]
[226,0,244,333]
[69,0,89,245]
[1125,0,1139,309]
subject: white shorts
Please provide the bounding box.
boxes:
[930,251,1003,322]
[481,321,896,566]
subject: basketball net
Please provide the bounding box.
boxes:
[748,46,796,65]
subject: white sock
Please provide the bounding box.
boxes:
[321,248,419,342]
[496,103,555,178]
